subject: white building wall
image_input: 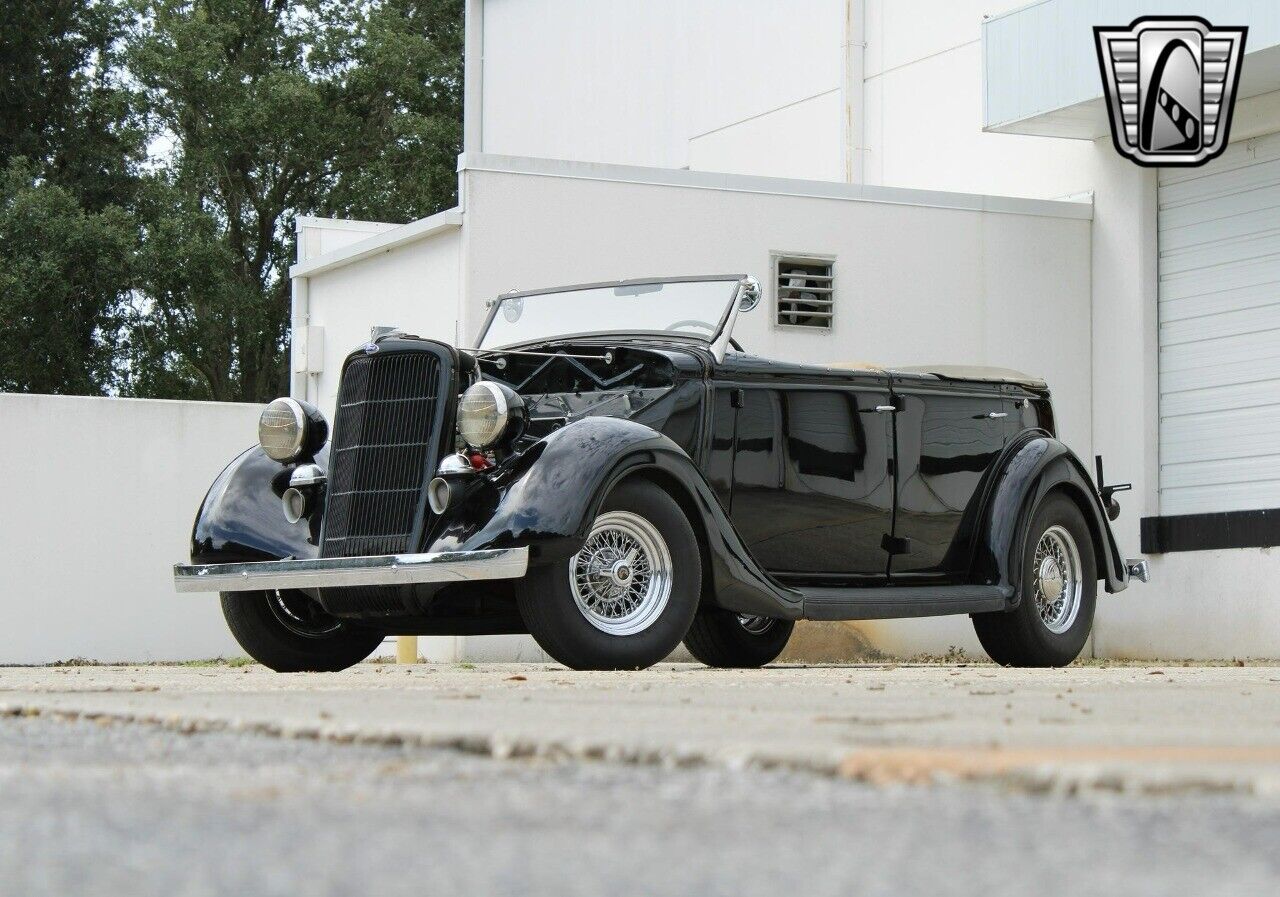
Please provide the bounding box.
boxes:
[863,0,1096,198]
[460,163,1092,438]
[297,216,399,258]
[859,0,1280,658]
[0,394,259,664]
[299,225,463,420]
[459,161,1095,658]
[478,0,845,176]
[688,90,845,182]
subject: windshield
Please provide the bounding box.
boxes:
[477,277,742,349]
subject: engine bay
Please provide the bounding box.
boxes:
[471,345,677,438]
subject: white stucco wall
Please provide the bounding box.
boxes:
[457,160,1098,658]
[0,394,260,664]
[459,163,1093,446]
[478,0,845,175]
[688,90,845,181]
[299,225,463,420]
[855,0,1280,658]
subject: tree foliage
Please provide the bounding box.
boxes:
[124,0,464,402]
[0,160,136,394]
[0,1,143,395]
[0,0,146,211]
[0,0,464,402]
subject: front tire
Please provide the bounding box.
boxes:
[516,479,701,670]
[220,589,384,672]
[972,492,1097,667]
[684,609,794,668]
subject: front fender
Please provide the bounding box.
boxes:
[426,416,803,619]
[973,435,1129,598]
[190,446,322,565]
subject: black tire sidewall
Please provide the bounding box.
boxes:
[220,590,384,672]
[999,493,1097,666]
[684,609,795,668]
[517,479,701,670]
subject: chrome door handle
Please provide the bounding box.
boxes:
[986,411,1008,419]
[875,405,897,413]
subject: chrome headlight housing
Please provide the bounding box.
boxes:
[457,381,526,450]
[258,397,328,463]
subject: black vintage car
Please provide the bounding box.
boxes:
[175,275,1148,671]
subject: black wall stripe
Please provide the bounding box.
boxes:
[1141,508,1280,553]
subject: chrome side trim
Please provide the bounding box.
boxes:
[1125,558,1151,584]
[174,548,530,594]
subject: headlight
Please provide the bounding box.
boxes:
[457,381,526,449]
[259,397,327,462]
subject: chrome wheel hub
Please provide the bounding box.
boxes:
[569,511,673,636]
[1038,556,1065,602]
[1033,525,1082,634]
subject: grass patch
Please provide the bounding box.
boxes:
[173,657,256,668]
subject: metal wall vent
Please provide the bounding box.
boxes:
[775,258,833,329]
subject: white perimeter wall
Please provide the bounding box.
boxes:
[0,394,259,664]
[479,0,845,177]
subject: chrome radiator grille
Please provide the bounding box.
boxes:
[321,349,447,559]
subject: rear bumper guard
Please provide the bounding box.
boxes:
[173,548,530,593]
[1125,558,1151,583]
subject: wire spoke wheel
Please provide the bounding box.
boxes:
[266,589,343,639]
[1033,525,1083,634]
[569,510,673,636]
[736,614,776,635]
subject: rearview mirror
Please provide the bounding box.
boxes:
[738,276,761,312]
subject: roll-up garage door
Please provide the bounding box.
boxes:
[1158,131,1280,516]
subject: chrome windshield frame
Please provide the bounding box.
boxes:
[474,274,756,360]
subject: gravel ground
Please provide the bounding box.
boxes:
[3,714,1279,897]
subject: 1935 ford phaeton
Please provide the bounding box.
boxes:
[174,275,1149,671]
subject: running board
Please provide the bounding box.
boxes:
[799,585,1011,621]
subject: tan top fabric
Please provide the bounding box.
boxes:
[825,361,885,373]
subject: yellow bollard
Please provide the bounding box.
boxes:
[396,635,418,664]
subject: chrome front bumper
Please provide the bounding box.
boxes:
[173,548,530,594]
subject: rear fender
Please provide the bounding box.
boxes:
[972,435,1129,598]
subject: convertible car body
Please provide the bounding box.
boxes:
[175,275,1148,670]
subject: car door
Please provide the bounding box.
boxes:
[889,377,1014,579]
[727,379,894,579]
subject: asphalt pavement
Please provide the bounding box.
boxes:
[3,714,1280,897]
[2,662,1279,896]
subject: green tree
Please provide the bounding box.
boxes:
[0,160,136,394]
[0,1,143,396]
[124,0,464,402]
[0,0,145,211]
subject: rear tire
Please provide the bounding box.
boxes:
[972,492,1096,667]
[517,479,701,670]
[684,609,794,668]
[220,589,384,672]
